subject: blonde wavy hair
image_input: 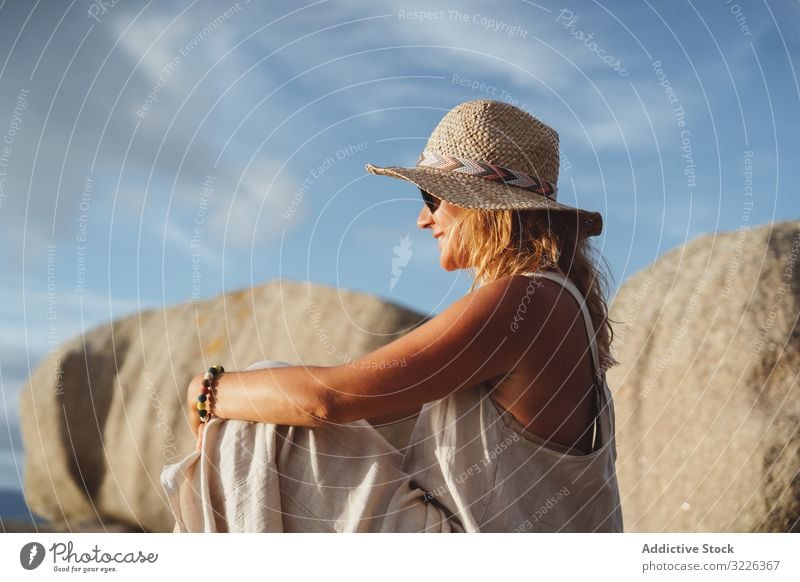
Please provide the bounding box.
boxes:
[448,207,619,373]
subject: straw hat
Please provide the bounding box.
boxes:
[364,99,602,237]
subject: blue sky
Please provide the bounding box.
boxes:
[0,0,798,493]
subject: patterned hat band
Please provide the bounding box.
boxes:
[415,149,557,200]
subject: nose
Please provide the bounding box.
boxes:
[417,204,435,230]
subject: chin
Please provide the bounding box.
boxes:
[438,245,468,271]
[439,255,466,271]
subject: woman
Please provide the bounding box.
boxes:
[161,99,624,533]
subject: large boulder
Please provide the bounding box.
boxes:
[609,220,800,532]
[20,280,428,532]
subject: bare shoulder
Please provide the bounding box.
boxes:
[476,272,584,376]
[476,273,562,333]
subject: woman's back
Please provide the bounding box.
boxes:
[487,270,602,455]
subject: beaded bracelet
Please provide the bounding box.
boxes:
[197,364,225,423]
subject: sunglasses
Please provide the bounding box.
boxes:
[420,189,440,213]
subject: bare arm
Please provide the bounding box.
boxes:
[186,364,330,435]
[188,274,546,431]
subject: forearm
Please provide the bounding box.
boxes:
[188,365,331,428]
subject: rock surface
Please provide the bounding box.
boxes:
[607,220,799,532]
[19,280,427,532]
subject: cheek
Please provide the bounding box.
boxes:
[440,213,457,231]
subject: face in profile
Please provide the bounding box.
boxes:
[416,194,471,271]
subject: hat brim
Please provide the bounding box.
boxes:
[364,163,602,237]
